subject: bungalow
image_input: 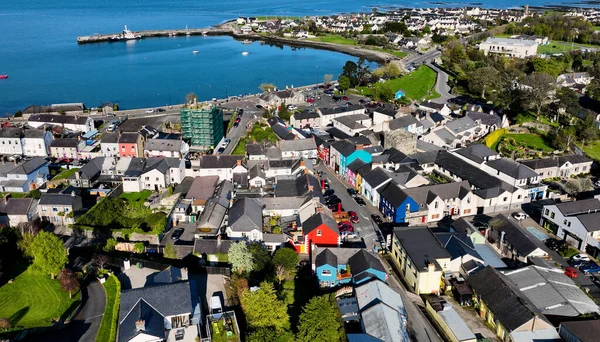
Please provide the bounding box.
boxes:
[118,133,143,158]
[520,154,592,179]
[50,138,81,160]
[467,266,560,342]
[0,157,49,193]
[390,227,451,294]
[38,187,83,226]
[540,199,600,257]
[0,197,38,228]
[226,198,263,241]
[118,281,201,342]
[28,114,94,133]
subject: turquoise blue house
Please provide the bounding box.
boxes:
[378,182,419,223]
[348,250,388,285]
[331,141,373,177]
[315,248,352,288]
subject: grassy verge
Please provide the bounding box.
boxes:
[96,275,121,342]
[0,268,80,328]
[309,35,357,45]
[538,40,600,54]
[52,168,78,181]
[503,133,554,152]
[357,65,438,101]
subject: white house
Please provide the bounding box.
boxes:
[318,105,365,126]
[262,196,312,217]
[144,138,189,159]
[22,129,52,157]
[50,138,81,160]
[290,110,322,128]
[372,106,397,126]
[28,114,94,133]
[521,155,593,179]
[0,157,49,193]
[0,128,24,156]
[333,114,372,136]
[361,168,393,206]
[101,132,120,158]
[479,37,538,58]
[279,139,317,160]
[226,198,264,241]
[0,197,38,228]
[418,101,452,116]
[123,157,184,192]
[186,155,247,182]
[541,199,600,257]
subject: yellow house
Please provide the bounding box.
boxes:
[467,266,560,342]
[390,227,451,294]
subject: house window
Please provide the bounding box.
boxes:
[517,195,522,199]
[145,177,149,181]
[550,212,555,219]
[564,219,567,225]
[321,270,331,276]
[567,221,571,227]
[64,208,69,212]
[503,197,507,202]
[155,177,159,181]
[432,214,440,219]
[434,202,438,209]
[41,206,47,212]
[545,209,549,216]
[316,230,322,236]
[464,209,471,214]
[52,207,58,212]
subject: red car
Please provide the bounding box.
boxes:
[306,98,315,103]
[235,117,241,123]
[564,267,578,278]
[350,216,359,223]
[342,96,349,100]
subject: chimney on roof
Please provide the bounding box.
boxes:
[237,159,242,167]
[356,144,364,150]
[427,262,435,272]
[300,160,306,167]
[71,191,76,197]
[135,320,145,331]
[217,234,221,247]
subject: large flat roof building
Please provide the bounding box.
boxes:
[479,37,538,58]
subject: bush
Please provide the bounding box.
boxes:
[215,252,229,262]
[97,275,121,342]
[483,128,508,149]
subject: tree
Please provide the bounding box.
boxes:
[374,82,395,101]
[296,295,344,342]
[338,75,351,92]
[248,242,271,274]
[93,254,110,271]
[341,61,358,87]
[247,328,278,342]
[468,66,500,99]
[521,72,555,119]
[259,83,276,93]
[186,92,197,104]
[278,105,292,121]
[323,74,333,85]
[555,87,581,118]
[58,269,80,298]
[273,248,299,276]
[164,244,177,259]
[30,231,68,278]
[240,281,290,332]
[228,241,253,274]
[423,25,431,34]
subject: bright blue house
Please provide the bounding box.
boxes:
[315,248,352,288]
[378,182,418,223]
[348,250,387,285]
[332,141,373,177]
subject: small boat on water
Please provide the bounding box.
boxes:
[192,50,199,54]
[242,39,252,44]
[242,51,249,56]
[0,75,8,79]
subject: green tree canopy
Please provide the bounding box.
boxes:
[296,295,345,342]
[248,242,271,274]
[228,241,254,274]
[468,66,500,99]
[259,83,276,93]
[273,248,299,273]
[241,281,290,332]
[30,231,68,278]
[338,76,351,92]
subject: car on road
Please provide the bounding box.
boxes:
[564,267,578,278]
[326,197,341,206]
[106,120,120,132]
[238,109,244,116]
[217,147,225,153]
[354,197,366,206]
[332,96,341,101]
[512,212,527,221]
[371,214,383,224]
[581,263,600,274]
[347,188,358,196]
[156,108,166,112]
[321,180,330,189]
[306,98,315,103]
[233,122,239,127]
[171,228,184,240]
[145,109,154,113]
[235,117,241,123]
[341,231,358,239]
[323,189,335,197]
[572,254,591,263]
[342,96,349,101]
[225,138,231,144]
[255,104,263,109]
[287,105,297,110]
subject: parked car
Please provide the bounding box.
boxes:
[512,212,527,221]
[145,109,154,113]
[572,254,591,263]
[545,238,568,252]
[238,109,244,116]
[341,231,358,239]
[371,214,383,224]
[306,98,315,103]
[224,138,231,144]
[287,105,297,110]
[326,197,342,206]
[350,215,359,224]
[323,189,335,197]
[217,147,225,153]
[354,197,366,206]
[156,108,166,112]
[580,263,600,274]
[235,117,241,123]
[342,96,349,101]
[347,188,358,196]
[328,204,344,212]
[332,96,341,101]
[171,228,184,240]
[564,267,578,278]
[256,104,263,109]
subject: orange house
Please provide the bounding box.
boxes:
[118,133,143,158]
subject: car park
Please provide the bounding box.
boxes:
[564,267,578,278]
[171,228,184,240]
[354,197,366,206]
[572,254,591,263]
[512,212,527,221]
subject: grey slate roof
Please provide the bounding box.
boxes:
[50,138,78,148]
[466,111,502,127]
[315,248,337,267]
[245,143,265,156]
[393,227,451,272]
[434,232,483,262]
[560,320,600,342]
[348,249,386,276]
[554,198,600,216]
[467,266,547,332]
[279,138,317,151]
[28,114,89,125]
[145,139,182,152]
[293,110,321,120]
[454,144,498,164]
[23,129,46,139]
[2,198,34,215]
[185,176,219,200]
[39,193,77,206]
[262,196,310,211]
[504,266,600,317]
[331,140,356,157]
[320,104,364,115]
[445,117,478,134]
[486,158,538,180]
[228,198,263,232]
[347,159,367,173]
[101,132,119,144]
[70,157,104,179]
[325,127,351,140]
[9,157,47,175]
[402,181,471,207]
[153,266,186,284]
[193,239,233,255]
[362,168,392,189]
[196,197,228,231]
[379,182,408,208]
[521,154,592,170]
[0,127,23,138]
[490,214,546,257]
[575,212,600,232]
[200,155,244,169]
[389,115,420,130]
[118,133,139,144]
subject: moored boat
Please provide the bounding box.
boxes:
[0,75,8,79]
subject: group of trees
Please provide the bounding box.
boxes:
[228,241,299,280]
[505,15,600,45]
[340,58,372,88]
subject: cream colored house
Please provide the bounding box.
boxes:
[479,37,538,58]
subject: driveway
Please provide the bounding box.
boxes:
[25,280,106,342]
[426,62,454,104]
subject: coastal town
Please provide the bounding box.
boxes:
[2,4,600,342]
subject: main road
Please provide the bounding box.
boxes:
[314,163,443,342]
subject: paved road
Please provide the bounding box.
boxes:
[426,62,454,104]
[402,50,441,69]
[24,280,106,342]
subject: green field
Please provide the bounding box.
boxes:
[309,35,357,45]
[52,168,78,181]
[582,141,600,161]
[96,275,121,342]
[503,133,554,152]
[538,40,599,54]
[0,269,80,328]
[358,65,439,101]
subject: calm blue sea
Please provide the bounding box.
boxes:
[0,0,588,115]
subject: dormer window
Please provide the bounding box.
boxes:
[316,230,322,236]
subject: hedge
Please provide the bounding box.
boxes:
[483,128,508,149]
[97,275,121,342]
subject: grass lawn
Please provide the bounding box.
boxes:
[357,65,439,101]
[309,35,357,45]
[97,275,121,342]
[52,168,78,181]
[388,51,408,58]
[119,190,152,204]
[503,133,554,152]
[538,40,599,54]
[581,140,600,161]
[232,123,278,155]
[0,268,80,328]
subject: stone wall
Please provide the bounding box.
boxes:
[384,130,417,155]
